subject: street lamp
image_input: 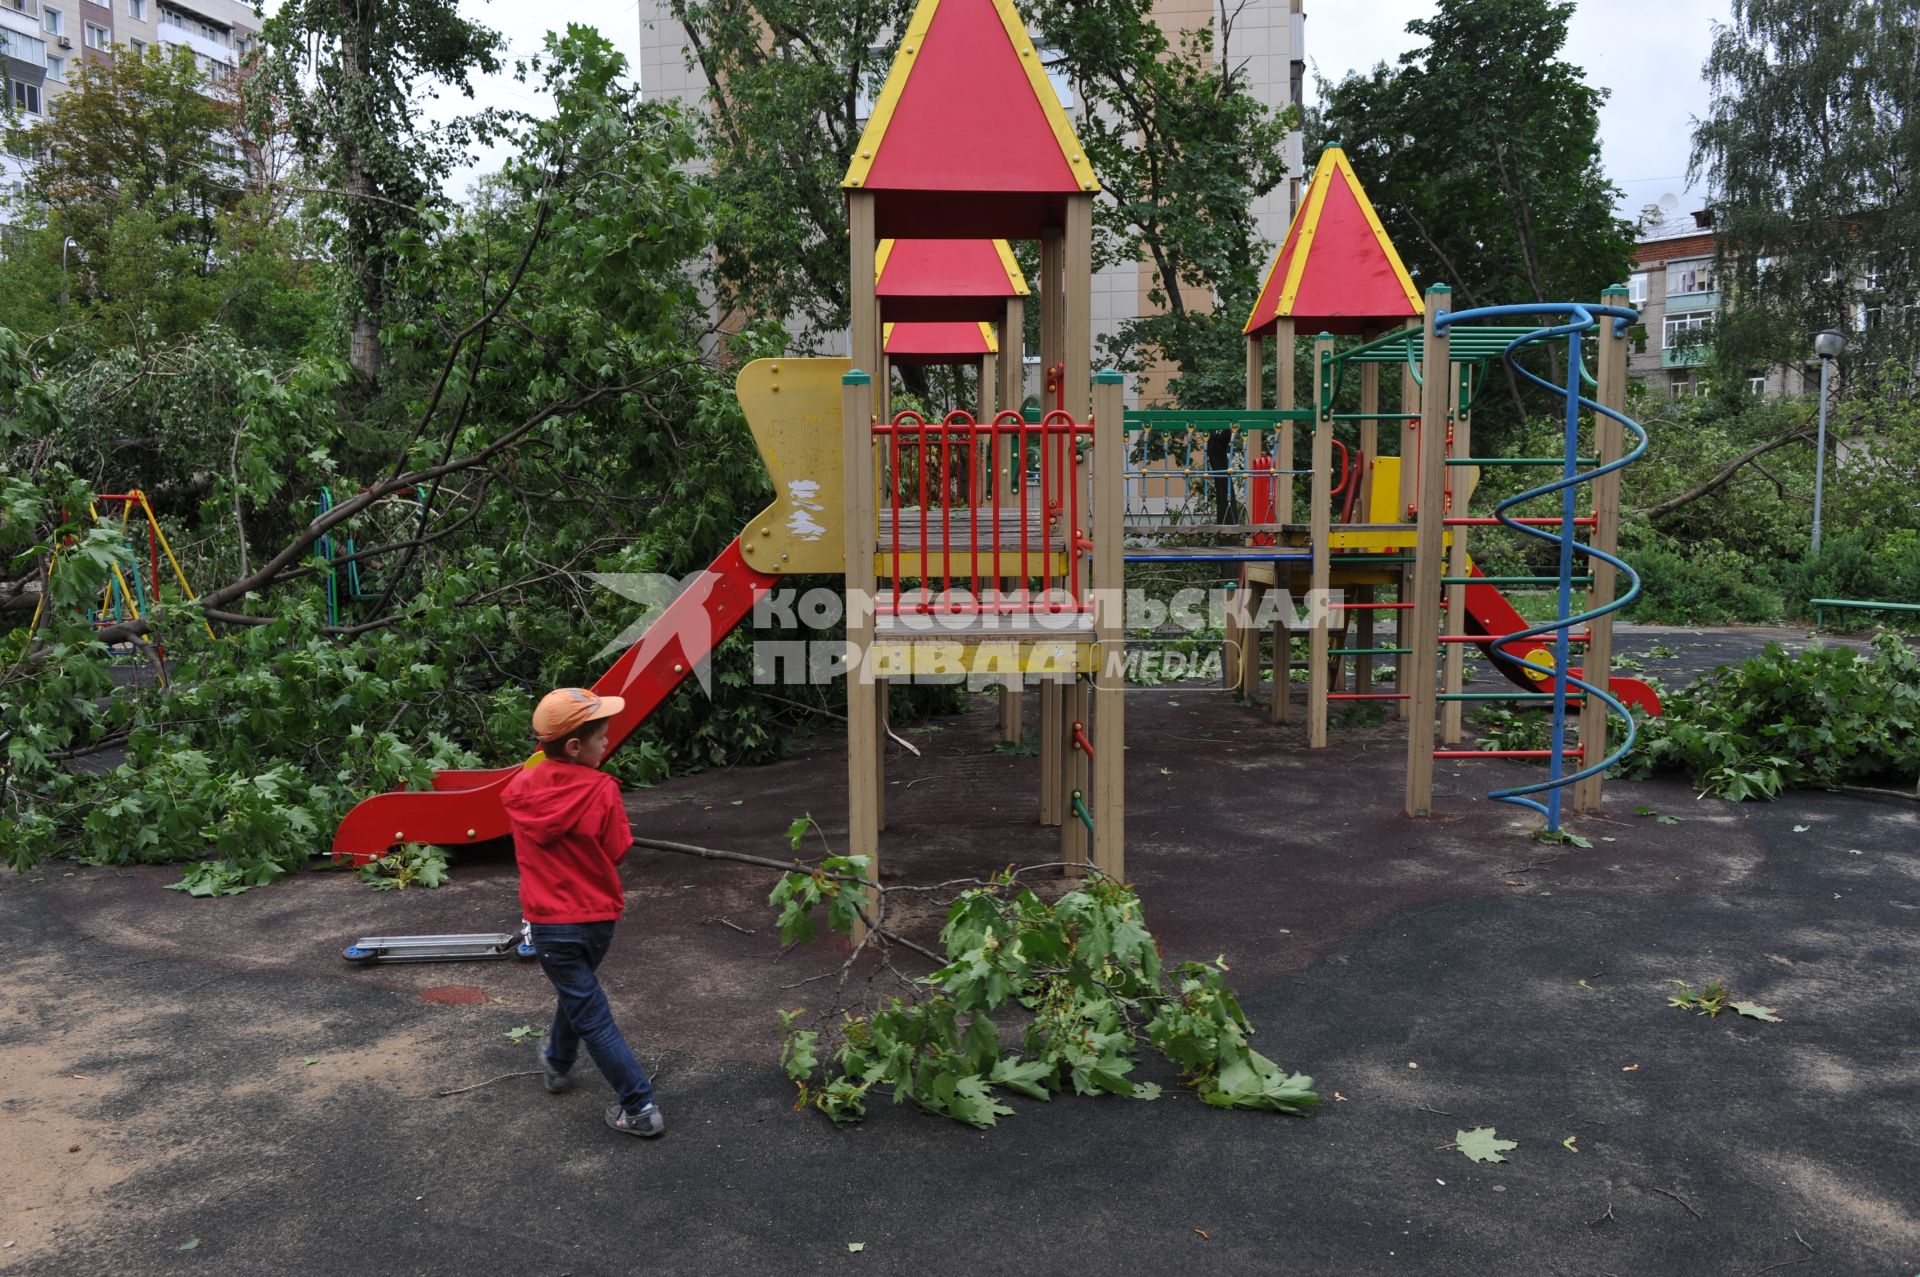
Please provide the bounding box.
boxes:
[60,235,76,312]
[1810,328,1844,557]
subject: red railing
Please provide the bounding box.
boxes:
[873,409,1096,619]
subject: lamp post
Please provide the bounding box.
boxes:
[60,236,76,313]
[1811,328,1844,557]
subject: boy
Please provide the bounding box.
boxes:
[501,687,664,1139]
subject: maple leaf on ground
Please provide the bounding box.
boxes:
[1456,1127,1518,1164]
[1732,1001,1782,1022]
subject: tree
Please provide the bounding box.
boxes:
[1028,0,1292,410]
[13,47,244,347]
[1690,0,1920,397]
[1311,0,1632,336]
[668,0,915,351]
[674,0,1292,395]
[255,0,502,380]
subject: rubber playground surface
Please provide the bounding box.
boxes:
[3,626,1917,1275]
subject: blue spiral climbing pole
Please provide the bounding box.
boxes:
[1431,301,1648,833]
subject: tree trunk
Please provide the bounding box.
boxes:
[338,0,383,381]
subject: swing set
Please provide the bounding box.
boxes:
[31,488,211,674]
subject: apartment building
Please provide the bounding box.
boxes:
[1628,209,1815,401]
[1,0,257,209]
[0,0,257,120]
[634,0,1306,398]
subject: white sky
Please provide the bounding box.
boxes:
[405,0,1729,219]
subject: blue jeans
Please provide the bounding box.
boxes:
[528,921,655,1114]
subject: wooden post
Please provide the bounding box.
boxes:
[1037,227,1064,825]
[1574,286,1629,812]
[1061,675,1091,873]
[1270,318,1296,723]
[1441,364,1472,745]
[840,364,879,942]
[1307,334,1334,748]
[1398,321,1420,523]
[1355,584,1375,695]
[1395,322,1419,722]
[875,679,889,832]
[999,295,1025,745]
[1358,331,1380,522]
[1404,287,1451,816]
[1226,333,1261,691]
[1065,197,1092,422]
[1092,369,1126,879]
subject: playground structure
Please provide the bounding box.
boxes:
[31,488,211,669]
[330,0,1657,877]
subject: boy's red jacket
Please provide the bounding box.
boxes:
[501,760,634,923]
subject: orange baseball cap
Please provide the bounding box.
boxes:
[531,687,626,742]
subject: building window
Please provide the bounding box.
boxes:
[1663,310,1712,348]
[11,81,40,115]
[46,52,62,78]
[1667,257,1716,296]
[127,36,142,53]
[83,19,107,47]
[125,0,140,15]
[1748,377,1766,396]
[1035,45,1072,108]
[1,29,49,63]
[42,5,59,34]
[1628,272,1649,305]
[1668,373,1708,400]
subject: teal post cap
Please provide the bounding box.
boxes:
[842,369,872,385]
[1094,369,1124,384]
[1602,283,1629,296]
[1425,283,1453,294]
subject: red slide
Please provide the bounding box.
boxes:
[1460,562,1661,714]
[331,538,780,863]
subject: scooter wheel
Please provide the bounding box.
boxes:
[515,942,538,961]
[342,944,378,964]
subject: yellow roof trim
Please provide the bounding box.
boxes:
[1244,179,1314,334]
[874,239,896,283]
[988,0,1100,195]
[992,239,1031,295]
[979,321,1000,352]
[1277,151,1336,317]
[883,322,896,345]
[1330,148,1423,315]
[844,0,943,191]
[841,0,1098,194]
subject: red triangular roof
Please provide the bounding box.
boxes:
[885,321,999,362]
[844,0,1095,227]
[1245,147,1422,337]
[876,239,1028,299]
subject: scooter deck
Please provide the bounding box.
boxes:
[343,929,537,964]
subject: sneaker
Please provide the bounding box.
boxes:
[605,1101,665,1139]
[542,1058,572,1094]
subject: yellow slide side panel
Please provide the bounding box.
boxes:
[737,357,850,577]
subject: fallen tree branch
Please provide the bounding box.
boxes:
[434,1070,542,1098]
[1636,427,1812,521]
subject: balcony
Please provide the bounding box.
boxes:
[1661,345,1711,369]
[0,25,46,65]
[1664,290,1720,313]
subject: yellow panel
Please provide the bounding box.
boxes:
[736,357,850,576]
[1368,456,1402,524]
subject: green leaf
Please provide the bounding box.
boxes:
[1731,1001,1782,1022]
[1456,1127,1518,1164]
[846,1242,865,1253]
[178,1238,201,1251]
[503,1025,543,1044]
[302,1056,319,1066]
